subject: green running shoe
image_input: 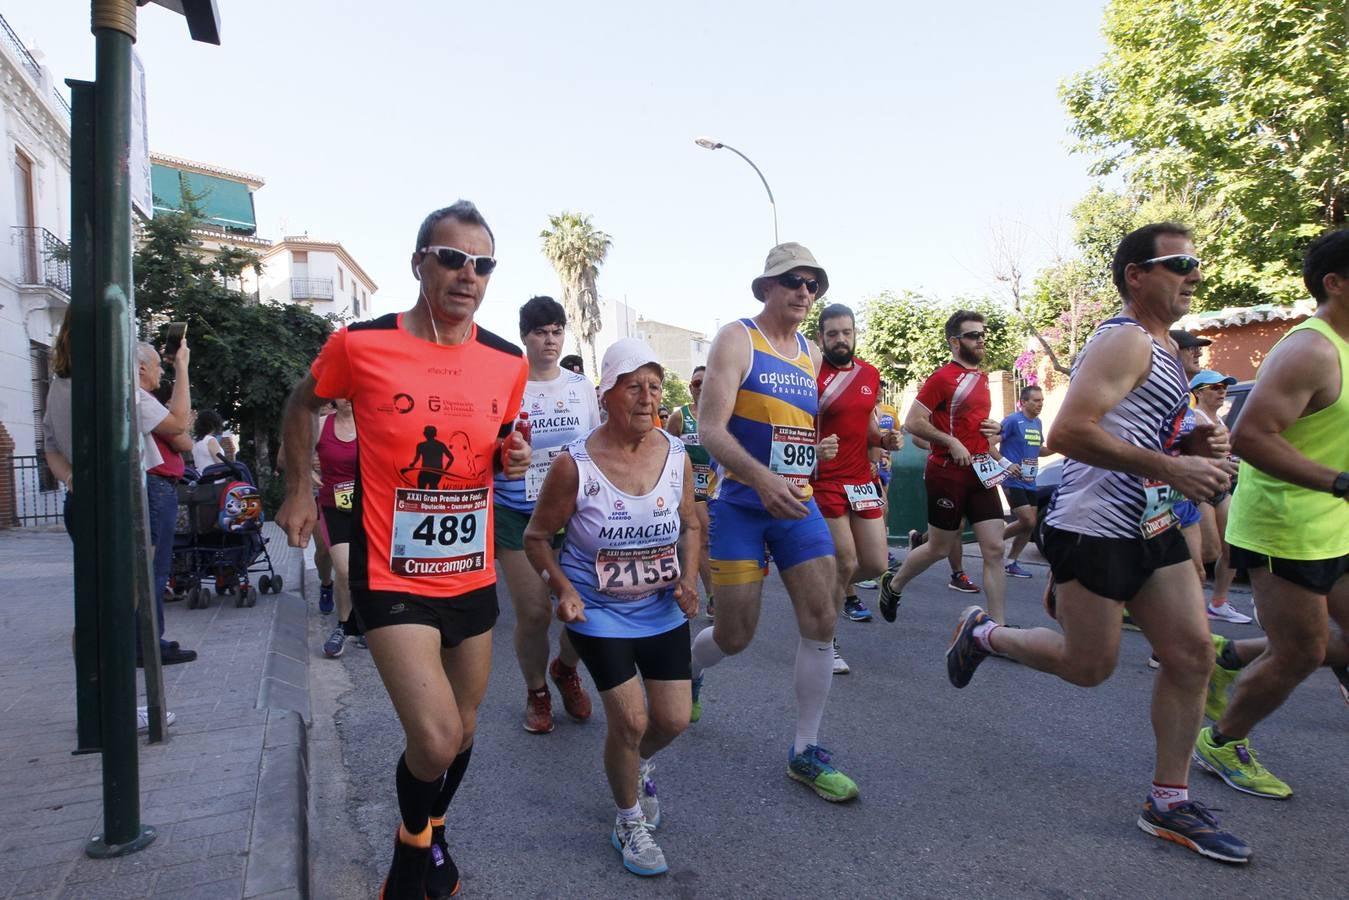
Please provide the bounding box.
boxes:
[787,744,859,802]
[1206,634,1239,722]
[1193,726,1291,799]
[689,674,703,724]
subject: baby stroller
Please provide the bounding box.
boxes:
[169,459,280,609]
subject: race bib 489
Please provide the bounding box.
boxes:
[390,488,488,577]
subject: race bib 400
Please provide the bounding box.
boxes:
[390,488,488,577]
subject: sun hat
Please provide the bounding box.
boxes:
[1189,369,1236,390]
[1170,330,1212,349]
[751,243,829,301]
[598,338,664,396]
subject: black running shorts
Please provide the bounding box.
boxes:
[321,504,353,546]
[1229,545,1349,596]
[1041,524,1190,603]
[565,621,692,693]
[352,584,499,648]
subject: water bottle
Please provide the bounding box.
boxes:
[515,411,531,445]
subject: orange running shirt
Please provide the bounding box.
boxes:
[311,313,527,599]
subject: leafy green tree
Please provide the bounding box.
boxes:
[796,297,832,342]
[1062,0,1348,307]
[662,371,692,410]
[857,291,1022,389]
[541,212,612,374]
[133,207,334,488]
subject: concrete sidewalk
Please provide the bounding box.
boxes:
[0,523,311,899]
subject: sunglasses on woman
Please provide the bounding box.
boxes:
[1141,254,1202,276]
[777,273,819,295]
[421,245,498,276]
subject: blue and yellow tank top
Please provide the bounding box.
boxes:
[714,318,819,508]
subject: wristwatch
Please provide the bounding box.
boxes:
[1333,471,1349,498]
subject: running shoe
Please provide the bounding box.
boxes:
[637,759,661,828]
[1004,561,1032,579]
[1193,726,1291,798]
[1207,602,1253,624]
[787,744,859,802]
[136,707,177,733]
[1252,598,1261,629]
[611,815,667,876]
[550,658,592,722]
[318,581,334,615]
[523,687,554,734]
[832,638,850,675]
[907,529,926,551]
[948,571,980,593]
[1136,796,1252,864]
[355,634,368,650]
[1206,634,1239,721]
[946,606,992,689]
[854,579,878,590]
[1334,666,1349,708]
[689,674,703,723]
[878,570,901,623]
[1148,654,1161,669]
[380,826,432,899]
[426,817,460,899]
[706,595,715,620]
[1121,610,1141,631]
[843,596,872,622]
[323,626,346,659]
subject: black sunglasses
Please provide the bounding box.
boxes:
[957,330,987,342]
[776,273,820,295]
[1141,254,1201,276]
[421,245,498,277]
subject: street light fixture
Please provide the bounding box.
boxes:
[693,135,779,245]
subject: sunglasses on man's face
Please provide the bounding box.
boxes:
[776,273,819,295]
[422,245,497,277]
[957,330,987,342]
[1141,254,1202,276]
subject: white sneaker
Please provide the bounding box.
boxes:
[611,814,667,876]
[854,579,878,589]
[137,707,177,733]
[1207,602,1253,624]
[832,638,850,675]
[637,759,661,828]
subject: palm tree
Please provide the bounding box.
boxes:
[540,212,612,375]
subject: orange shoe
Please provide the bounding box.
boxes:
[524,686,554,734]
[550,658,592,722]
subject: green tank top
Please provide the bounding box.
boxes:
[1226,317,1349,560]
[678,404,711,466]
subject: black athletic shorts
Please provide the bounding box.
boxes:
[565,621,692,692]
[352,584,498,648]
[1229,545,1349,596]
[1041,524,1190,603]
[1002,485,1036,510]
[321,504,352,546]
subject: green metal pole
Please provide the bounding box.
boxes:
[85,0,155,857]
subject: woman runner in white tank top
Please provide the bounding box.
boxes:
[525,339,701,879]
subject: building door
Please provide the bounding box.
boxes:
[14,150,37,283]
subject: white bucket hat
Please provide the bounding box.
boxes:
[751,242,829,301]
[598,338,664,396]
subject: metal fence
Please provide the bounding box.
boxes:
[13,226,72,295]
[8,455,64,527]
[0,12,41,84]
[291,277,334,300]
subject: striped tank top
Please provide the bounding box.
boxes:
[1045,317,1190,539]
[714,318,818,508]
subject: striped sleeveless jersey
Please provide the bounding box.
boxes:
[714,318,818,507]
[1044,317,1189,539]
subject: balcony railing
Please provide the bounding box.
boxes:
[0,12,41,85]
[291,277,334,301]
[13,226,71,295]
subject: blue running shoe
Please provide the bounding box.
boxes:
[318,581,334,615]
[1136,796,1251,864]
[843,596,872,622]
[1004,561,1032,578]
[946,606,992,688]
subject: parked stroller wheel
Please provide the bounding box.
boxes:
[259,575,272,594]
[269,575,283,594]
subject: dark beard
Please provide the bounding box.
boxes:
[956,345,983,367]
[824,344,854,367]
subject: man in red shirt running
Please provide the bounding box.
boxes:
[811,304,900,647]
[879,310,1012,623]
[277,201,530,900]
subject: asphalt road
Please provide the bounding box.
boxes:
[308,551,1348,899]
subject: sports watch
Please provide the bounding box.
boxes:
[1333,471,1349,498]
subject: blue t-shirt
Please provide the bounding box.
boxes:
[1000,412,1044,490]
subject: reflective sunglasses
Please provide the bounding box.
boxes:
[1141,254,1201,276]
[421,245,498,276]
[776,273,820,294]
[958,330,987,342]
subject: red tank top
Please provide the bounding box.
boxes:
[316,412,358,508]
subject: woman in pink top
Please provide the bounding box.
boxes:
[317,398,362,657]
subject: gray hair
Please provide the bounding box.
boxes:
[415,200,495,253]
[136,342,160,366]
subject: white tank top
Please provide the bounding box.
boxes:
[559,430,688,638]
[192,436,221,471]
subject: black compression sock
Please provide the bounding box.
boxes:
[431,745,473,818]
[396,752,444,835]
[1216,642,1246,671]
[1209,727,1237,746]
[845,595,859,603]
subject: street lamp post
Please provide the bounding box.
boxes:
[694,136,779,246]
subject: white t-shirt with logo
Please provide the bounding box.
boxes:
[493,369,601,513]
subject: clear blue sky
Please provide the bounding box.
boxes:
[16,1,1109,344]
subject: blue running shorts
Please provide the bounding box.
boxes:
[707,498,835,586]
